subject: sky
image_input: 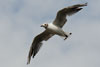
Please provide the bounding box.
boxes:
[0,0,100,67]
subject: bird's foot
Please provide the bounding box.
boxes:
[64,37,67,40]
[64,33,72,40]
[64,35,68,40]
[69,33,72,35]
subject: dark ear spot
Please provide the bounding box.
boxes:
[45,24,48,27]
[45,24,47,26]
[46,24,48,27]
[44,24,48,28]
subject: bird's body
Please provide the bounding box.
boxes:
[27,3,87,64]
[46,23,67,37]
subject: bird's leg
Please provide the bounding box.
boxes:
[64,33,72,40]
[64,35,68,40]
[69,33,72,35]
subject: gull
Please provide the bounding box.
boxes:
[27,3,87,64]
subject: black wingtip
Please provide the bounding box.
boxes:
[27,57,31,65]
[27,61,30,65]
[32,55,35,58]
[77,7,83,10]
[32,52,36,58]
[84,2,88,6]
[27,62,29,65]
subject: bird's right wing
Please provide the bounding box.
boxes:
[27,30,54,64]
[53,3,87,28]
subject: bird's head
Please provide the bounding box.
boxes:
[40,23,48,29]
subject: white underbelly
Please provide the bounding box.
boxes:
[47,23,65,36]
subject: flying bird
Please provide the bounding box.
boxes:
[27,3,87,64]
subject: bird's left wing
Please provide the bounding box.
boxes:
[27,30,53,64]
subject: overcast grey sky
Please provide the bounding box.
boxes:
[0,0,100,67]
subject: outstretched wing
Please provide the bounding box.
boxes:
[53,3,87,28]
[27,30,54,64]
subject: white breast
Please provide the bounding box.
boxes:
[47,23,65,36]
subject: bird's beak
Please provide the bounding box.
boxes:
[40,25,43,27]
